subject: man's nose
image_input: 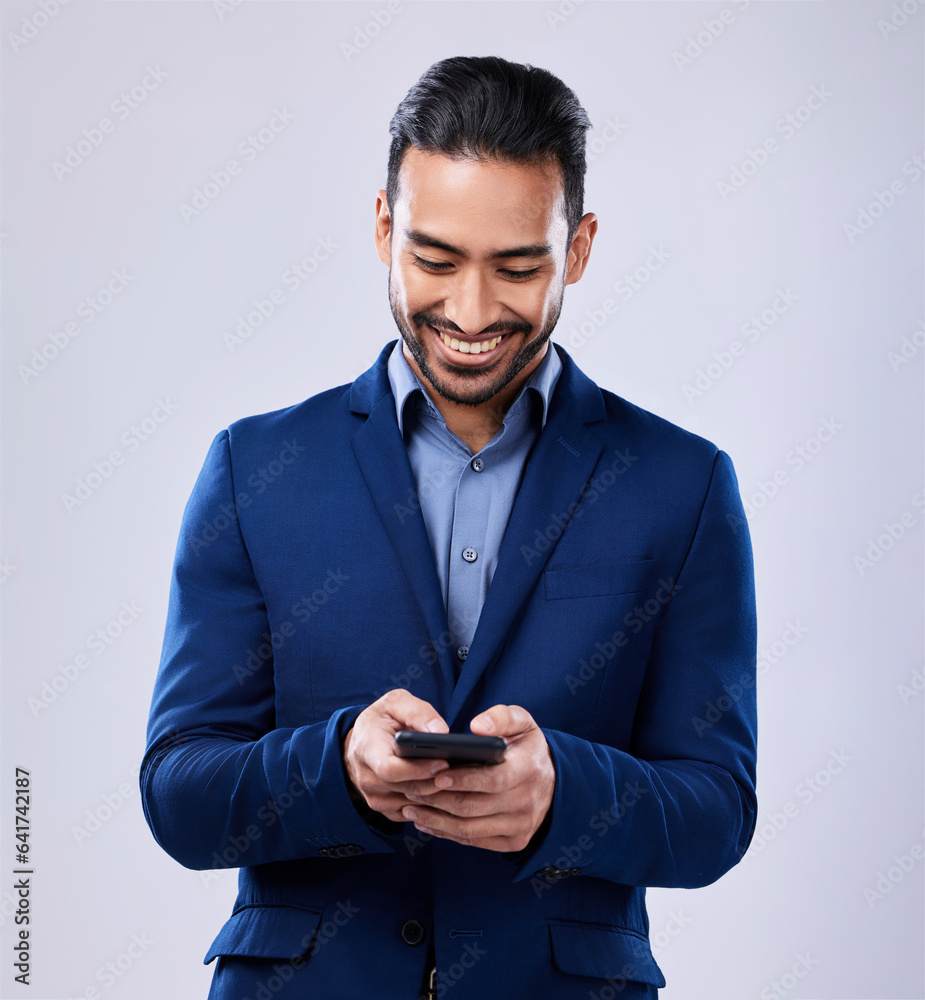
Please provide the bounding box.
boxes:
[442,268,505,337]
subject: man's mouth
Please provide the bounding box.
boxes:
[432,326,507,356]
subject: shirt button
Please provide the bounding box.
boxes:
[471,457,484,472]
[456,645,469,661]
[462,547,478,563]
[400,918,427,946]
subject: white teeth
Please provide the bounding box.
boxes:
[439,331,504,355]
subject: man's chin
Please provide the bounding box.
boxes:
[403,336,497,401]
[432,354,505,383]
[398,319,551,408]
[423,371,505,408]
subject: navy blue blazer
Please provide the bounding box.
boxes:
[141,340,757,999]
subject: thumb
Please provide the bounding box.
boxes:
[380,689,448,734]
[470,704,533,738]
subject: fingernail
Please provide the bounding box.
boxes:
[425,719,444,733]
[404,808,417,821]
[479,716,494,731]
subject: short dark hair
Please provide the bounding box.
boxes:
[386,55,592,249]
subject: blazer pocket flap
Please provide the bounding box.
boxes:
[545,560,655,601]
[548,921,666,987]
[204,904,322,964]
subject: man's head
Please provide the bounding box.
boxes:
[375,56,597,412]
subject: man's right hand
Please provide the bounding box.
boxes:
[343,689,451,823]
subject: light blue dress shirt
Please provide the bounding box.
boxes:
[386,338,563,674]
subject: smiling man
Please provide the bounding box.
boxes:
[141,56,758,999]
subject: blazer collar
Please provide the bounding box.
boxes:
[350,339,605,428]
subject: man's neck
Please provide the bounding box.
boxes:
[403,343,548,454]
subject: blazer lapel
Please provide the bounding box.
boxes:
[349,345,457,708]
[446,346,606,727]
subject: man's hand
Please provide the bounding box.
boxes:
[343,689,451,823]
[399,704,556,853]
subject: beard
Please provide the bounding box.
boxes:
[388,272,564,408]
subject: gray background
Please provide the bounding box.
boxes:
[1,1,922,997]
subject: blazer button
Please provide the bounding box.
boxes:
[534,865,571,880]
[319,844,365,858]
[400,918,427,946]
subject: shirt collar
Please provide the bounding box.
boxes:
[386,338,562,436]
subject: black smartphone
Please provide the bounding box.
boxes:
[394,731,507,766]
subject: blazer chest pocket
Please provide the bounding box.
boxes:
[544,559,655,601]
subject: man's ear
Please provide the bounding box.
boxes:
[564,212,598,286]
[374,190,392,266]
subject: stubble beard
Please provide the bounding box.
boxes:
[387,271,564,408]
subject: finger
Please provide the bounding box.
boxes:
[365,791,425,823]
[430,830,533,853]
[469,703,534,740]
[403,787,528,818]
[401,762,509,797]
[402,805,532,850]
[374,754,450,784]
[401,801,503,829]
[350,743,445,802]
[362,734,448,785]
[430,762,512,794]
[377,688,449,735]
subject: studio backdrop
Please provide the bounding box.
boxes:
[1,2,922,998]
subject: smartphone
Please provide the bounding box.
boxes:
[394,731,507,767]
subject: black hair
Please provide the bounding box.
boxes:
[386,56,592,248]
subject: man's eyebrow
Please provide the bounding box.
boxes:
[403,228,553,260]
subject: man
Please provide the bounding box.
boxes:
[141,56,757,999]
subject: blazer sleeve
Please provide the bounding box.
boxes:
[508,448,758,889]
[139,429,395,870]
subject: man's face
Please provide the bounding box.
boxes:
[375,147,592,408]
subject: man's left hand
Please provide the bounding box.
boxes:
[399,704,555,853]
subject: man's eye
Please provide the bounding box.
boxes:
[500,268,541,282]
[413,256,541,282]
[413,256,453,272]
